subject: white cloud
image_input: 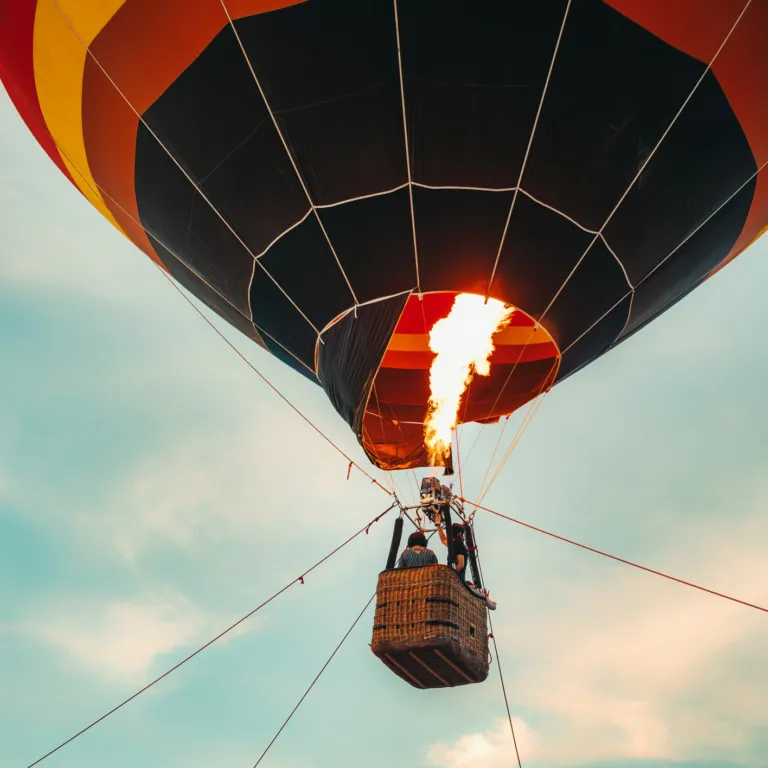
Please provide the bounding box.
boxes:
[427,718,540,768]
[0,89,150,304]
[19,590,240,685]
[83,411,375,565]
[429,496,768,766]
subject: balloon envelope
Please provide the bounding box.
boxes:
[1,0,765,469]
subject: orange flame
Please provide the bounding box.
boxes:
[424,294,514,465]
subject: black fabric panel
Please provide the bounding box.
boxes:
[261,335,317,382]
[157,235,317,384]
[568,279,702,386]
[556,295,631,381]
[131,0,760,436]
[140,24,308,255]
[413,186,514,295]
[141,26,263,183]
[270,82,405,206]
[491,192,594,316]
[619,181,756,339]
[319,187,416,303]
[248,265,318,370]
[522,0,705,231]
[608,283,700,359]
[135,128,254,318]
[603,72,757,285]
[257,215,355,334]
[400,0,567,188]
[317,293,410,434]
[148,233,264,347]
[235,0,406,205]
[544,238,629,351]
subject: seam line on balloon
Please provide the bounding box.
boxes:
[485,0,573,299]
[412,182,519,193]
[601,158,767,348]
[316,289,416,341]
[251,210,313,261]
[611,290,635,349]
[633,158,768,291]
[220,0,360,308]
[558,294,631,355]
[18,87,317,376]
[314,184,410,209]
[554,159,766,362]
[476,0,752,428]
[532,0,752,330]
[493,188,606,241]
[393,0,422,294]
[598,234,632,288]
[516,188,597,234]
[47,0,322,338]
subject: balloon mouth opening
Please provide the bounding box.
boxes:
[353,290,560,472]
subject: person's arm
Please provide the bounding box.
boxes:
[437,526,448,546]
[455,554,465,572]
[428,550,438,564]
[395,553,405,568]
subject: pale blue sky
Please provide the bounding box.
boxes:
[1,83,767,768]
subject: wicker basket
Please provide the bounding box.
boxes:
[370,564,489,688]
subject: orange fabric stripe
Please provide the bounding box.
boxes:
[707,0,768,272]
[381,343,558,370]
[364,291,561,469]
[363,358,560,470]
[387,324,555,352]
[80,0,304,269]
[604,0,768,276]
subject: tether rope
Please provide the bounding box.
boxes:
[465,498,768,614]
[155,266,392,497]
[473,526,523,767]
[26,504,396,767]
[252,593,376,766]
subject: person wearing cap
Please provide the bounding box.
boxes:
[437,522,468,583]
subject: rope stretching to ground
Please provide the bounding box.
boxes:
[487,613,522,768]
[473,527,523,768]
[464,497,768,614]
[26,504,396,768]
[252,593,376,766]
[156,266,392,498]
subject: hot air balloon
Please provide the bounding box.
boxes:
[1,0,766,688]
[1,0,765,473]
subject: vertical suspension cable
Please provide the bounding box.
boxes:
[252,593,376,766]
[473,529,523,768]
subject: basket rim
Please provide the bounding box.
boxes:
[378,563,486,604]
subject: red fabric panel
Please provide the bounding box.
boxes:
[0,0,77,187]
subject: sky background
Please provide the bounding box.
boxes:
[1,81,767,768]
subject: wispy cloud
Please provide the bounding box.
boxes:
[427,718,539,767]
[17,589,251,686]
[429,494,768,766]
[74,410,377,566]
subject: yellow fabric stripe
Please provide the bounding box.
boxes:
[494,323,554,346]
[388,324,554,351]
[745,224,768,252]
[33,0,128,233]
